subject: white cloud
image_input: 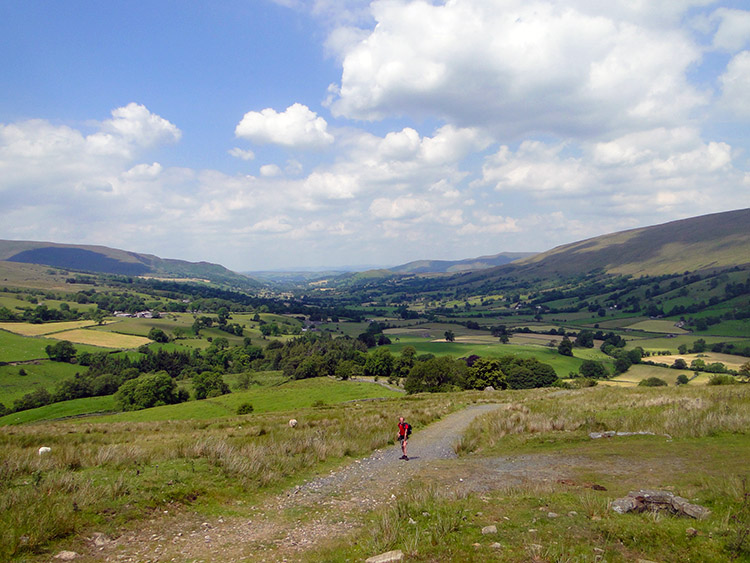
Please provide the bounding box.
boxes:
[711,8,750,52]
[369,196,431,219]
[719,51,750,119]
[328,0,706,138]
[260,164,282,177]
[228,147,255,160]
[100,103,181,148]
[235,103,334,149]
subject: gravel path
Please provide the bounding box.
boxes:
[85,403,505,562]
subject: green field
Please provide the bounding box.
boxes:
[89,377,402,423]
[0,361,81,406]
[0,395,118,425]
[0,329,60,362]
[0,377,402,426]
[607,364,695,386]
[386,337,588,376]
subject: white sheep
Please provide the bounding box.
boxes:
[38,446,51,455]
[288,419,298,428]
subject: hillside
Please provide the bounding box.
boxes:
[0,239,261,289]
[511,208,750,277]
[389,251,535,274]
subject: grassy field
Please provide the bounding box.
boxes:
[646,352,748,371]
[0,361,82,406]
[606,364,695,386]
[48,328,151,349]
[89,377,403,423]
[0,320,98,336]
[623,319,690,334]
[0,329,61,362]
[386,337,588,377]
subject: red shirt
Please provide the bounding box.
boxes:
[398,422,409,437]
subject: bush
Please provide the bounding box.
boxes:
[45,340,76,362]
[148,327,169,343]
[707,374,737,386]
[676,374,689,385]
[193,371,230,400]
[638,377,668,387]
[115,371,185,411]
[236,403,254,415]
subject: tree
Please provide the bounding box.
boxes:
[444,330,455,342]
[115,371,185,411]
[148,327,169,343]
[574,330,594,348]
[672,358,688,369]
[193,371,230,400]
[739,361,750,382]
[557,337,573,357]
[639,377,667,387]
[579,360,608,379]
[676,374,689,385]
[466,357,506,390]
[45,340,77,363]
[364,348,394,379]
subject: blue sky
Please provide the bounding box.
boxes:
[1,0,749,271]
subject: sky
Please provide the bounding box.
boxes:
[1,0,750,271]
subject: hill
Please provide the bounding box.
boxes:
[0,239,261,289]
[510,208,750,278]
[389,251,535,274]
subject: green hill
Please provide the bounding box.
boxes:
[389,251,535,274]
[446,209,750,290]
[0,239,261,289]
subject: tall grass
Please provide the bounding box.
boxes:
[0,393,462,558]
[456,385,750,454]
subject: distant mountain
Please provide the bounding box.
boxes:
[0,240,261,289]
[388,252,535,274]
[446,208,750,290]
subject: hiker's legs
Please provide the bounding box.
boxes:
[401,438,407,457]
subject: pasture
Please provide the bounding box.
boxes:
[48,328,151,349]
[623,319,689,334]
[0,329,59,362]
[0,320,98,336]
[0,361,81,406]
[606,364,695,386]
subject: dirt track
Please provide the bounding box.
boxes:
[81,404,507,562]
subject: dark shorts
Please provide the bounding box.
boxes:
[398,435,406,441]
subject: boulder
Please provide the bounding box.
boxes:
[481,525,498,535]
[611,490,710,519]
[365,549,404,563]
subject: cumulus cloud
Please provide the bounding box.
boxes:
[228,147,255,160]
[719,51,750,119]
[235,103,334,149]
[478,127,741,218]
[711,8,750,52]
[327,0,707,139]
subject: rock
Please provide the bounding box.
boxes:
[481,525,497,535]
[490,542,503,549]
[686,527,699,537]
[91,532,110,547]
[547,512,559,518]
[568,511,578,517]
[408,517,417,525]
[365,549,404,563]
[53,552,79,561]
[288,419,298,428]
[484,386,495,391]
[611,490,710,519]
[38,446,51,455]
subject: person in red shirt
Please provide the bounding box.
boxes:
[397,416,410,460]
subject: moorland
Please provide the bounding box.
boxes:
[0,208,749,561]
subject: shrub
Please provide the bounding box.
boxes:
[236,403,254,415]
[193,371,230,400]
[638,377,668,387]
[676,374,689,385]
[148,327,169,343]
[707,374,737,386]
[45,340,76,362]
[115,371,185,411]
